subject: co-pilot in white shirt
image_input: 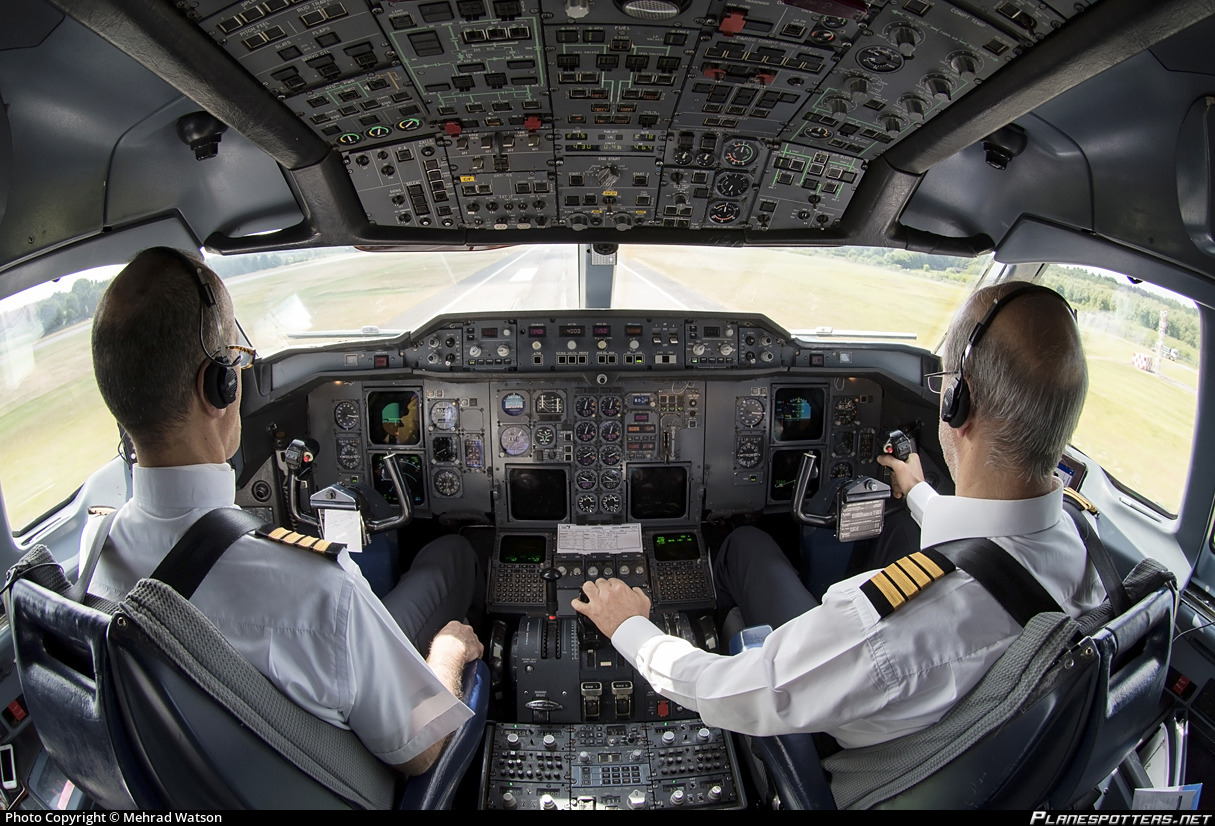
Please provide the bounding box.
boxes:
[611,481,1105,749]
[80,463,471,765]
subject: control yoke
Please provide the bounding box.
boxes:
[284,438,412,533]
[791,446,896,543]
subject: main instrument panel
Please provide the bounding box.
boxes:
[300,312,887,528]
[177,0,1095,239]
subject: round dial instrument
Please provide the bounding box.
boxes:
[736,435,763,468]
[722,139,759,167]
[576,469,598,490]
[707,201,741,225]
[534,424,557,447]
[600,421,622,442]
[430,400,459,430]
[600,468,622,489]
[337,439,361,470]
[856,45,903,73]
[433,469,462,497]
[499,425,530,456]
[600,445,622,465]
[737,397,765,428]
[501,392,527,416]
[575,446,598,466]
[535,391,564,415]
[575,396,597,417]
[599,396,622,417]
[576,494,597,514]
[600,493,623,514]
[715,172,751,198]
[334,400,360,430]
[575,421,598,442]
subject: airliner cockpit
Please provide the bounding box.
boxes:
[1,0,1215,812]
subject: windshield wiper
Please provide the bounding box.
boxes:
[791,327,917,341]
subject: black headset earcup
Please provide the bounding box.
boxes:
[204,361,238,409]
[941,375,969,428]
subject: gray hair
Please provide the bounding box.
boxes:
[92,247,234,452]
[941,282,1088,483]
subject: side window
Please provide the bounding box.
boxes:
[0,271,119,533]
[1039,264,1199,514]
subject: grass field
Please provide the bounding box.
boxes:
[0,249,1199,529]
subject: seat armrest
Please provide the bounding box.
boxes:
[728,625,773,655]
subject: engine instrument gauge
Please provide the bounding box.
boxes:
[434,469,462,497]
[600,468,622,489]
[600,445,622,465]
[576,494,597,514]
[722,139,759,167]
[600,493,622,514]
[575,396,597,417]
[600,421,622,442]
[334,400,360,430]
[831,461,853,479]
[500,425,530,456]
[737,397,765,428]
[432,435,459,463]
[575,446,598,466]
[576,469,598,490]
[430,400,459,430]
[599,396,622,417]
[575,421,598,442]
[707,201,741,225]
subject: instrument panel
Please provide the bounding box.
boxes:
[301,312,886,527]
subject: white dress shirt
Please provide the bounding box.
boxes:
[81,463,472,765]
[612,481,1105,748]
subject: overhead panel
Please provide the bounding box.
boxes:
[180,0,1105,236]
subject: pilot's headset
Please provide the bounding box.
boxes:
[941,284,1076,428]
[163,247,241,410]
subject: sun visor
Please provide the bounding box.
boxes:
[1177,96,1215,259]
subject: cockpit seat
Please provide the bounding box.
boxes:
[739,557,1175,810]
[6,545,489,810]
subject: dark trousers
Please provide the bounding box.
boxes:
[381,534,481,650]
[713,526,820,629]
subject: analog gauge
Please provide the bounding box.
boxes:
[576,493,598,514]
[737,397,765,428]
[600,420,622,442]
[501,392,527,416]
[576,469,598,490]
[831,461,853,479]
[535,391,564,415]
[599,396,622,417]
[430,400,459,430]
[715,172,751,198]
[834,397,858,426]
[833,430,855,457]
[337,439,361,470]
[736,435,763,468]
[600,445,622,465]
[576,446,598,466]
[334,400,360,430]
[575,421,598,442]
[600,493,623,514]
[575,395,597,417]
[856,45,904,73]
[722,139,759,167]
[434,469,462,497]
[500,425,530,456]
[707,201,741,225]
[432,435,459,463]
[534,424,557,447]
[600,468,622,489]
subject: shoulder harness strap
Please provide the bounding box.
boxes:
[150,508,268,599]
[859,549,956,619]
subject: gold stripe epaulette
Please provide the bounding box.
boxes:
[256,525,344,560]
[859,550,956,619]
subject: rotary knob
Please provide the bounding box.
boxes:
[670,789,686,806]
[719,342,735,357]
[844,75,870,99]
[708,785,723,802]
[661,731,676,746]
[506,732,520,746]
[501,791,518,809]
[579,750,591,763]
[879,114,906,137]
[697,727,712,742]
[543,733,558,750]
[627,789,647,809]
[613,212,634,231]
[949,51,980,78]
[899,94,929,118]
[497,344,510,358]
[692,343,706,356]
[923,74,954,101]
[541,793,558,810]
[569,213,589,231]
[823,95,852,116]
[595,165,620,188]
[887,23,921,56]
[469,345,482,358]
